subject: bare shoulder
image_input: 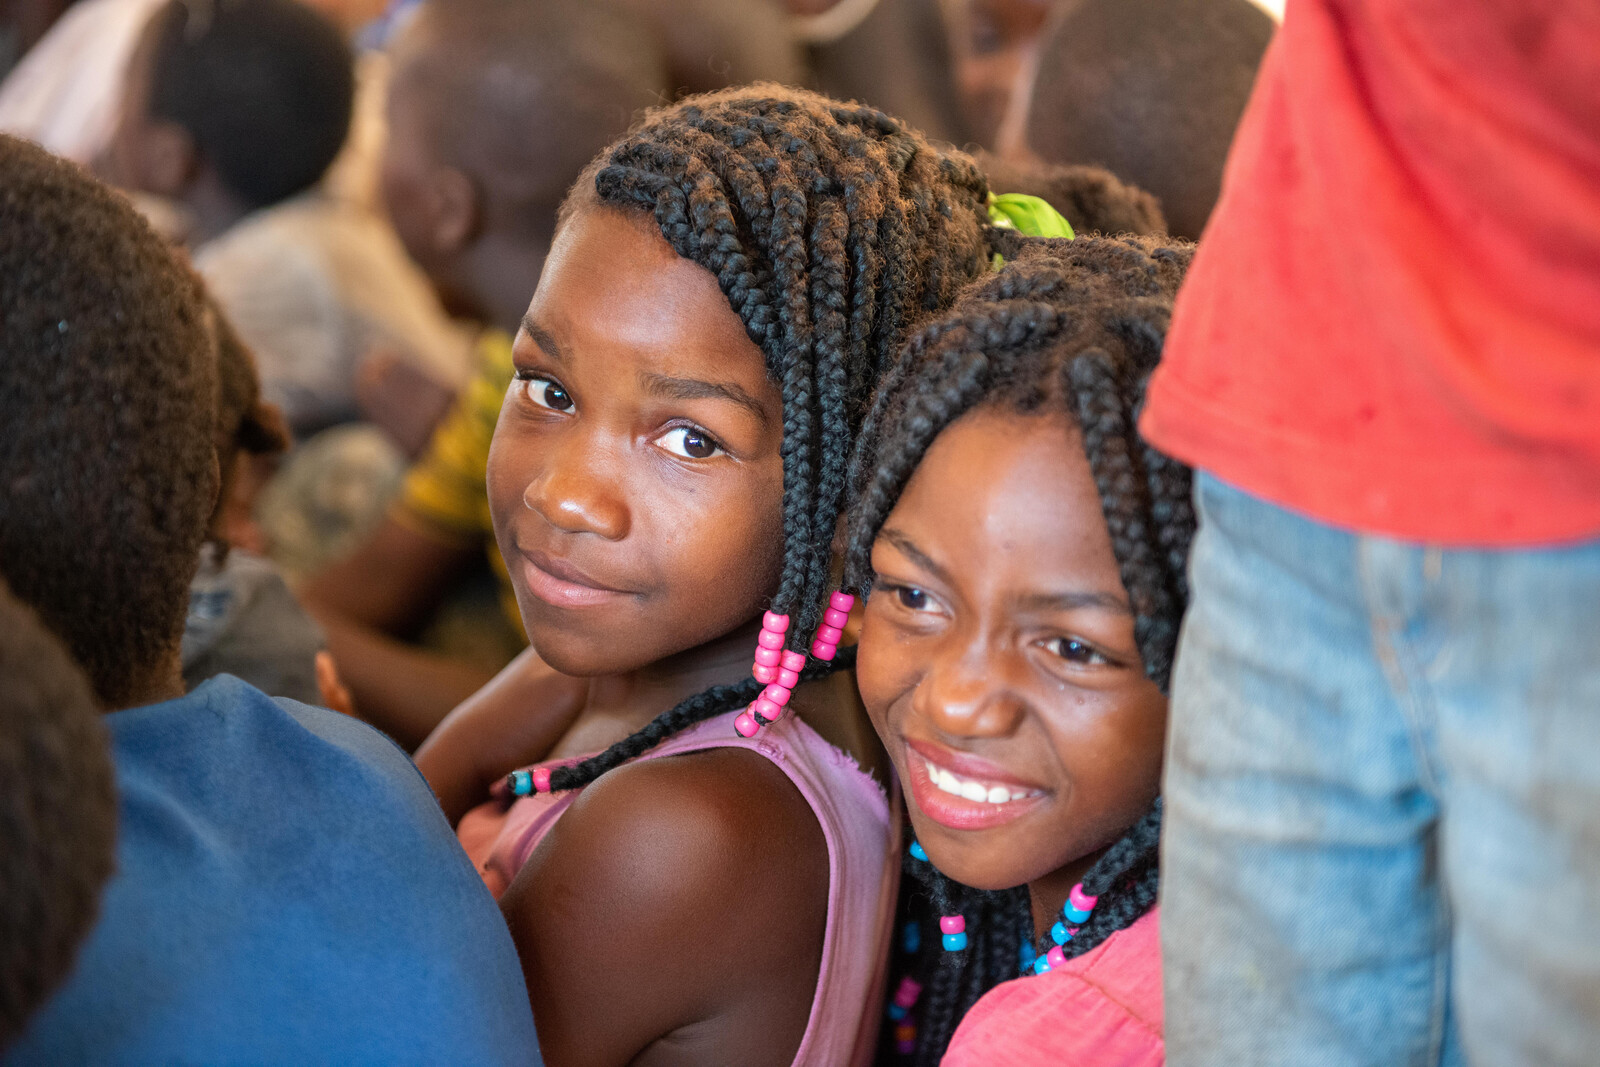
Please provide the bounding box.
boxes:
[501,744,828,1067]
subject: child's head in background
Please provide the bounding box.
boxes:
[206,304,290,555]
[1001,0,1273,240]
[0,134,216,709]
[110,0,354,241]
[845,233,1193,1062]
[380,0,667,330]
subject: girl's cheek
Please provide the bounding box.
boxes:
[855,610,917,735]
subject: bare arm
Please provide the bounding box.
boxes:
[302,515,496,749]
[500,748,829,1067]
[415,647,587,825]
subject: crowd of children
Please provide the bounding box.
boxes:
[1,0,1594,1065]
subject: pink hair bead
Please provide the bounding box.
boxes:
[734,711,761,737]
[757,629,785,650]
[823,607,850,629]
[752,664,778,684]
[893,977,922,1007]
[811,640,838,661]
[938,916,965,935]
[815,624,843,645]
[762,684,791,707]
[1046,945,1067,969]
[762,611,790,633]
[780,650,806,673]
[776,666,801,688]
[532,767,552,793]
[754,646,782,667]
[1069,884,1099,913]
[829,591,855,612]
[751,695,783,721]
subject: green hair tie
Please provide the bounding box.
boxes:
[986,192,1074,268]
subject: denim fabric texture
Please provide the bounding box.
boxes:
[1162,474,1600,1067]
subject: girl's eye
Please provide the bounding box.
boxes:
[894,585,936,612]
[1045,637,1110,667]
[521,376,573,412]
[657,426,723,460]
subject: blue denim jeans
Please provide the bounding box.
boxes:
[1162,474,1600,1067]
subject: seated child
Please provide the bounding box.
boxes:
[425,86,1064,1066]
[109,0,472,437]
[842,234,1193,1064]
[182,304,325,704]
[0,579,116,1054]
[0,133,537,1064]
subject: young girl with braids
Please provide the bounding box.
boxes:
[416,86,1092,1066]
[843,233,1193,1065]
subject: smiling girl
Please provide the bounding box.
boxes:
[843,234,1193,1065]
[416,86,1042,1067]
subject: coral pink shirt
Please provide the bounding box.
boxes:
[458,707,901,1067]
[941,907,1162,1067]
[1141,0,1600,544]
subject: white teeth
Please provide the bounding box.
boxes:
[921,756,1039,805]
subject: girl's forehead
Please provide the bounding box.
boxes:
[887,409,1121,596]
[521,206,778,397]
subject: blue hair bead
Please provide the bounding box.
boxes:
[1019,940,1037,972]
[1051,921,1074,945]
[909,840,928,862]
[507,770,534,797]
[1063,902,1093,924]
[1033,955,1053,975]
[942,931,968,952]
[902,921,921,953]
[887,1003,907,1021]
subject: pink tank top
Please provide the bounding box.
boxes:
[457,707,901,1067]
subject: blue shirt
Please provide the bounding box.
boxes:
[6,676,540,1065]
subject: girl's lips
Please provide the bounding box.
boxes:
[517,547,632,609]
[903,742,1048,832]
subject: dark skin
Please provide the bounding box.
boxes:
[107,16,252,245]
[301,9,559,743]
[463,202,874,1065]
[945,0,1057,148]
[856,410,1167,935]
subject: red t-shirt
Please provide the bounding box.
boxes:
[1140,0,1600,545]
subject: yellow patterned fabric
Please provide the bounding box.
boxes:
[394,330,521,632]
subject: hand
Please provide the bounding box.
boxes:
[355,348,456,459]
[316,651,356,717]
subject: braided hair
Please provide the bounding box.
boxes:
[842,234,1194,1064]
[542,86,999,793]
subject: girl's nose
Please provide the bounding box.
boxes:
[521,437,630,541]
[911,644,1027,740]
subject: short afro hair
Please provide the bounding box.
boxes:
[146,0,355,210]
[0,578,117,1051]
[0,134,217,707]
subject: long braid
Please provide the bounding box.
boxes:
[846,235,1195,1065]
[546,86,995,793]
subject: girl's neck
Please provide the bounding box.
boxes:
[560,616,765,751]
[1027,845,1109,939]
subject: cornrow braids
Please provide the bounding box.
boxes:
[845,234,1194,1066]
[544,86,999,794]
